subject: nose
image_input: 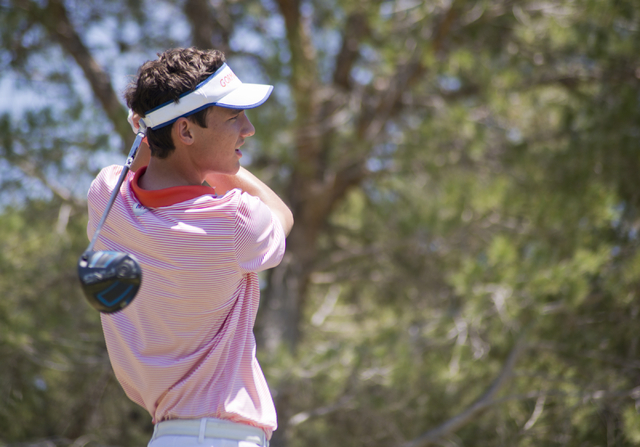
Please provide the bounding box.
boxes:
[241,113,255,138]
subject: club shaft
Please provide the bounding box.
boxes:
[84,131,145,255]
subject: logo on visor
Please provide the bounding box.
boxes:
[220,72,238,87]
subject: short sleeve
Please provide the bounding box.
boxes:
[233,191,286,273]
[86,165,126,242]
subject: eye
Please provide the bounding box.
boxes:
[229,110,245,121]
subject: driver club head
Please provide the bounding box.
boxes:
[78,251,142,313]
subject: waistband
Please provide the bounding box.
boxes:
[152,418,268,446]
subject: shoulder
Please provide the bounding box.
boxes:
[87,165,134,209]
[233,190,284,239]
[89,165,124,194]
[232,191,286,272]
[233,190,276,221]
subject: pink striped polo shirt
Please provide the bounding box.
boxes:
[86,165,286,438]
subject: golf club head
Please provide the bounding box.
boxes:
[78,251,142,313]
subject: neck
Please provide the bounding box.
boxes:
[138,151,204,190]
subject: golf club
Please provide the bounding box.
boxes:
[77,130,145,313]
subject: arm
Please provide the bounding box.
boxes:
[206,167,294,236]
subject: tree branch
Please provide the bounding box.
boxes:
[183,0,231,52]
[26,0,132,146]
[328,158,369,210]
[359,57,425,142]
[356,0,464,142]
[333,11,369,90]
[289,395,353,427]
[15,157,84,208]
[401,336,528,447]
[275,0,317,118]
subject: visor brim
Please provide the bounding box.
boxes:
[215,83,274,109]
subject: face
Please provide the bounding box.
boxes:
[188,106,255,175]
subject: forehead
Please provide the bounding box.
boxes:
[209,105,243,118]
[198,106,240,127]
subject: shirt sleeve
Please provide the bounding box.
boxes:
[233,191,286,273]
[86,166,123,242]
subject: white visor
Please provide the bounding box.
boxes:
[140,63,273,130]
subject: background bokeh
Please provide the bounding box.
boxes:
[1,0,640,446]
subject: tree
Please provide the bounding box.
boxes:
[2,0,640,446]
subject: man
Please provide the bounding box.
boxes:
[86,47,293,447]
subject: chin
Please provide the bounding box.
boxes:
[222,165,241,175]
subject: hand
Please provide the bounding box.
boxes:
[127,109,151,171]
[128,109,142,134]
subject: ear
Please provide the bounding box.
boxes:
[173,118,194,145]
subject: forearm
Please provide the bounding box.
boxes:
[206,167,294,236]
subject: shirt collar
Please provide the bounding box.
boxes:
[131,166,216,208]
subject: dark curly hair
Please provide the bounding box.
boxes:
[124,48,226,159]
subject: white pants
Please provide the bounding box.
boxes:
[148,418,268,447]
[148,436,260,447]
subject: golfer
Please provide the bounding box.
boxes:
[86,47,293,447]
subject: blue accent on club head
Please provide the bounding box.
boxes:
[97,281,135,306]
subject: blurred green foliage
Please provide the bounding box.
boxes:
[1,0,640,446]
